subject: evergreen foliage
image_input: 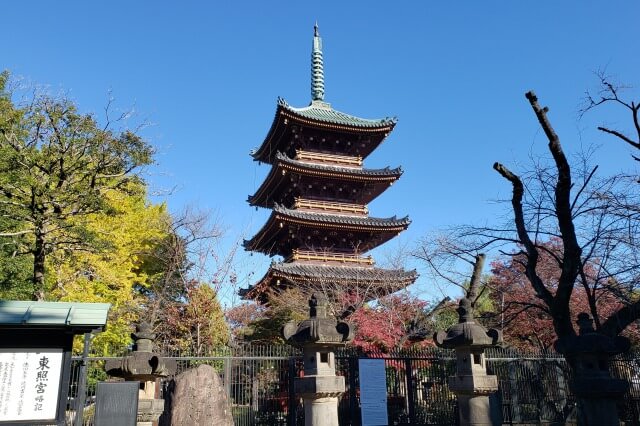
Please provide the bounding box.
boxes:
[0,73,230,354]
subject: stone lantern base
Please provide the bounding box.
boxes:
[302,396,340,426]
[136,397,165,426]
[296,376,345,426]
[449,375,500,426]
[456,393,501,426]
[572,376,628,426]
[448,374,498,394]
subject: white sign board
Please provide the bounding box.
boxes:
[0,349,63,422]
[359,358,388,426]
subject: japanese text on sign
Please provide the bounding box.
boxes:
[0,350,63,422]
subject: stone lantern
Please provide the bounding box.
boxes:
[555,313,630,426]
[434,297,502,426]
[282,293,353,426]
[105,322,177,426]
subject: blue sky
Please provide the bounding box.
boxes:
[3,1,639,305]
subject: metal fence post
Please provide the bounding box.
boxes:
[288,356,297,426]
[74,332,91,426]
[405,358,416,424]
[224,356,232,398]
[348,356,358,426]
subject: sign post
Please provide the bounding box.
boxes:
[0,301,110,426]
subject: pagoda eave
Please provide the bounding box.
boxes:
[240,262,418,303]
[248,154,402,208]
[252,100,396,164]
[243,207,410,256]
[278,108,396,133]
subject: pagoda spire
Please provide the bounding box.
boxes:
[311,22,325,102]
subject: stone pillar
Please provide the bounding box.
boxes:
[555,313,630,426]
[105,322,177,426]
[283,293,353,426]
[434,298,502,426]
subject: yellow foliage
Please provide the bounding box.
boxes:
[48,187,172,355]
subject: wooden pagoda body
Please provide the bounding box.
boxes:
[241,26,416,304]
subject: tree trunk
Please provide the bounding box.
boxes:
[196,323,201,356]
[33,228,46,301]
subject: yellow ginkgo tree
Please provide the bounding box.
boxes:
[48,186,172,354]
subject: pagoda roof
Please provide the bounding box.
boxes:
[252,99,397,164]
[244,205,410,256]
[273,204,410,227]
[249,152,403,207]
[240,262,418,302]
[279,98,397,129]
[277,152,402,176]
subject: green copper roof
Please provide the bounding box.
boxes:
[274,24,397,129]
[0,301,110,330]
[311,23,325,101]
[278,97,397,129]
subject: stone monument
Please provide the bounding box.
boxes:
[282,293,353,426]
[434,297,502,426]
[159,364,233,426]
[555,312,630,426]
[105,322,177,426]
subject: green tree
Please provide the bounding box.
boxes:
[48,187,172,354]
[0,73,154,300]
[242,287,315,344]
[0,216,32,299]
[162,281,229,354]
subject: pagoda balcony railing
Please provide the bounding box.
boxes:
[288,249,375,266]
[295,150,362,168]
[294,198,368,216]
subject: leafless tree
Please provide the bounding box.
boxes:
[407,249,486,342]
[419,90,640,343]
[142,207,243,349]
[581,71,640,160]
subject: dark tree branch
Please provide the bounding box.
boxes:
[467,253,485,308]
[598,126,640,149]
[601,300,640,337]
[493,161,554,307]
[525,91,582,338]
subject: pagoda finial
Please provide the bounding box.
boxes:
[311,22,325,102]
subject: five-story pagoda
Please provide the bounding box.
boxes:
[241,25,416,304]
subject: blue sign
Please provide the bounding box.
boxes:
[359,359,388,426]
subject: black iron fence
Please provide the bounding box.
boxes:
[162,345,303,426]
[64,345,640,425]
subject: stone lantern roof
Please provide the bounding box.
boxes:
[555,312,630,356]
[105,322,177,381]
[434,297,502,349]
[282,293,353,347]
